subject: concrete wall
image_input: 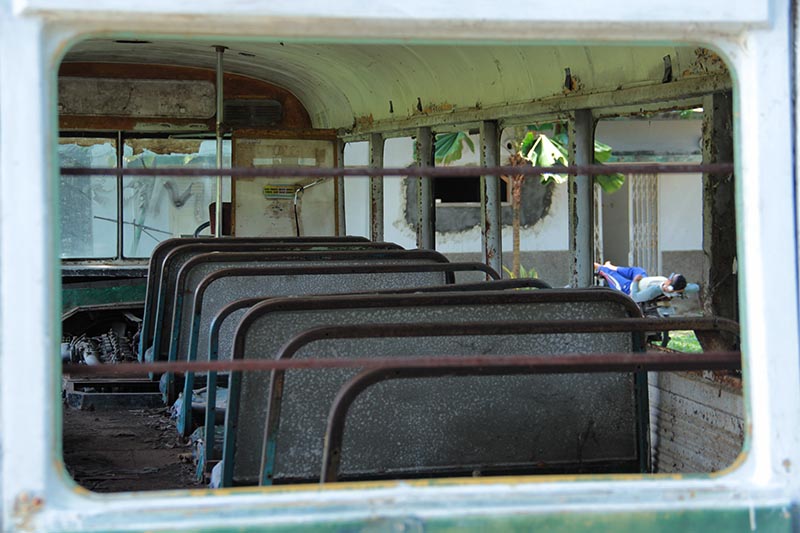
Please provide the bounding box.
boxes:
[445,251,572,287]
[649,371,743,473]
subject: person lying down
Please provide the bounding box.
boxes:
[594,261,699,303]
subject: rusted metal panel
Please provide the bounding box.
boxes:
[480,120,502,276]
[335,139,346,236]
[369,133,384,241]
[58,77,216,118]
[702,91,736,320]
[415,127,435,249]
[568,109,594,287]
[58,62,313,130]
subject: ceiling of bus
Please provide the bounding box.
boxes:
[62,40,726,131]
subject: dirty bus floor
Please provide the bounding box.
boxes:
[62,406,202,492]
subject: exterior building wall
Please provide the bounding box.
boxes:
[345,135,570,282]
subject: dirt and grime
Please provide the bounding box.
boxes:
[62,405,203,492]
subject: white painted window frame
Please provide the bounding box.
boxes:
[1,1,797,530]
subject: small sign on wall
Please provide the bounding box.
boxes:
[263,185,302,199]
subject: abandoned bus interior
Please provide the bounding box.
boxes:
[2,1,799,531]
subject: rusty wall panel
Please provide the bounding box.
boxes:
[59,77,216,118]
[58,63,312,130]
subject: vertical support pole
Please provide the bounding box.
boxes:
[480,120,502,276]
[702,91,736,319]
[335,139,346,236]
[369,133,384,242]
[416,127,435,249]
[214,45,226,238]
[593,181,604,270]
[116,130,124,259]
[568,109,595,287]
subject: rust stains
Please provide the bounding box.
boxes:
[421,101,455,114]
[684,369,742,393]
[355,113,375,128]
[681,47,729,78]
[562,73,583,94]
[12,493,45,532]
[58,63,312,131]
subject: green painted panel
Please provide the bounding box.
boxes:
[62,504,795,533]
[62,283,147,312]
[224,507,792,533]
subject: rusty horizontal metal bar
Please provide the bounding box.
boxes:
[63,349,740,378]
[59,163,733,178]
[274,318,738,359]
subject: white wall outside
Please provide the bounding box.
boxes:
[659,173,703,251]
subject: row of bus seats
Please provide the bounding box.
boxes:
[138,236,734,488]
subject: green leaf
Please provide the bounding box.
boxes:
[518,131,537,156]
[595,172,625,193]
[594,140,613,163]
[462,134,475,153]
[434,132,475,165]
[503,264,539,280]
[553,132,569,151]
[513,131,625,191]
[522,133,568,185]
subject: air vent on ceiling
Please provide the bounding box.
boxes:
[223,99,283,129]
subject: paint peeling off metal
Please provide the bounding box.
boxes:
[480,120,502,276]
[12,493,45,532]
[355,113,375,128]
[58,77,215,118]
[422,101,455,114]
[681,47,730,78]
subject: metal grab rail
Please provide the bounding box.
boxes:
[319,350,742,483]
[60,162,735,178]
[62,349,741,378]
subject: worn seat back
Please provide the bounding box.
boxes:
[143,236,370,341]
[143,240,402,362]
[172,260,498,429]
[172,249,450,365]
[195,279,549,451]
[225,289,644,486]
